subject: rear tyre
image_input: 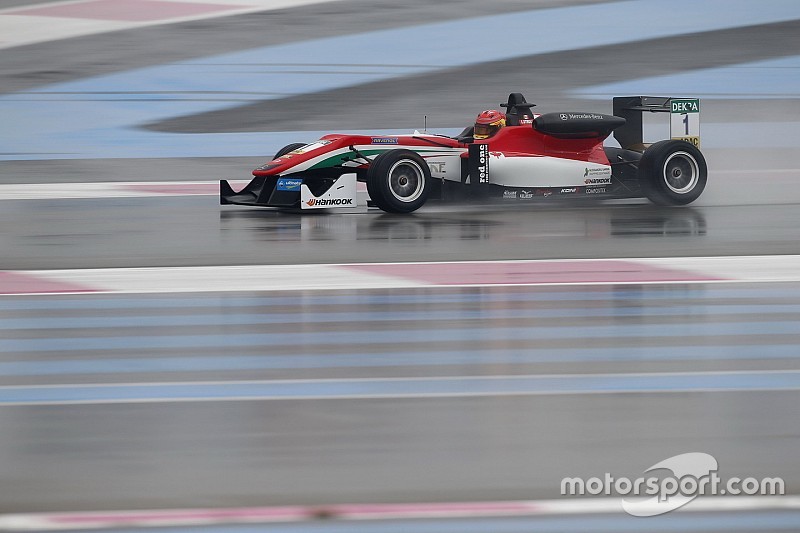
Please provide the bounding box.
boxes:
[638,140,707,205]
[366,150,431,213]
[273,142,306,160]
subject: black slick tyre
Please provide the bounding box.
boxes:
[273,142,306,160]
[638,140,707,205]
[366,149,431,213]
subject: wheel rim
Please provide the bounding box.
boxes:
[663,151,699,194]
[388,160,425,202]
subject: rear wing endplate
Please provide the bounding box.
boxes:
[612,96,701,151]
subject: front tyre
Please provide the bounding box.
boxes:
[366,150,431,213]
[638,140,707,205]
[273,142,306,160]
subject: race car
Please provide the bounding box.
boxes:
[220,93,707,213]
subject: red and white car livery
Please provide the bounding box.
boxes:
[220,93,707,213]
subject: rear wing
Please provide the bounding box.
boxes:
[612,96,700,151]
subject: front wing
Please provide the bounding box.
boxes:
[221,174,358,209]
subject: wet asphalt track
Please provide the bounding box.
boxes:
[1,1,800,531]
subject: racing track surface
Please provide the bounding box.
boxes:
[2,1,800,532]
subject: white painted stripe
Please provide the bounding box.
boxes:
[3,255,800,295]
[0,0,338,13]
[0,180,248,200]
[0,15,130,46]
[0,0,345,50]
[0,180,367,200]
[0,496,796,530]
[28,263,419,293]
[637,256,800,283]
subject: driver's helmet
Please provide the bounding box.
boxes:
[473,109,506,139]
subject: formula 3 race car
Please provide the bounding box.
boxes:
[220,93,707,213]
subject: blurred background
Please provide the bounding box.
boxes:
[1,0,800,532]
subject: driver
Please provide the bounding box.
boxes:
[473,109,506,139]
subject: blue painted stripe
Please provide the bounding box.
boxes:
[1,304,799,330]
[3,285,800,311]
[62,511,800,533]
[2,344,800,376]
[2,321,800,353]
[2,371,800,404]
[72,511,800,533]
[576,55,800,100]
